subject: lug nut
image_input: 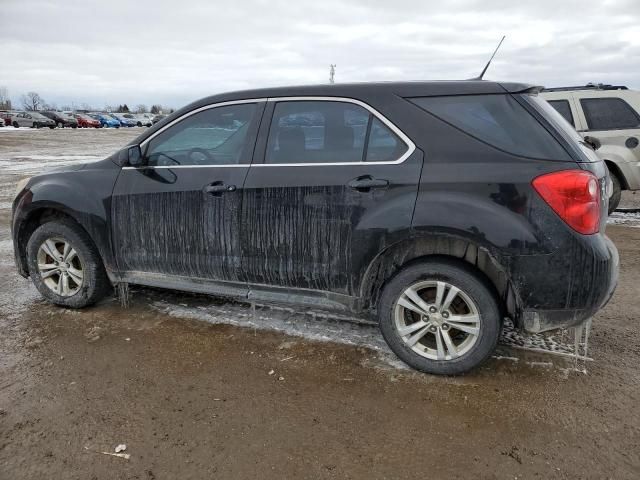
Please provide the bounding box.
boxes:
[442,312,449,319]
[429,306,437,313]
[429,326,437,333]
[442,324,449,331]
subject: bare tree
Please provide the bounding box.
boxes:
[0,86,11,110]
[21,91,45,111]
[135,104,148,114]
[42,102,58,111]
[150,104,162,114]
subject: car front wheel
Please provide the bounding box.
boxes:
[378,259,501,375]
[26,221,111,308]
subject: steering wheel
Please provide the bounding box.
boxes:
[188,148,215,165]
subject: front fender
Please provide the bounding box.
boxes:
[597,146,640,190]
[12,162,121,276]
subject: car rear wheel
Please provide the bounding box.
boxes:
[57,122,63,128]
[378,259,501,375]
[608,173,622,214]
[26,221,111,308]
[13,121,19,128]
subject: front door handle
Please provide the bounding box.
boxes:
[347,176,389,192]
[204,182,236,196]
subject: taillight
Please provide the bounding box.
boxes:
[532,170,600,235]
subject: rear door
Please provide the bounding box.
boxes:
[111,100,265,284]
[240,98,423,296]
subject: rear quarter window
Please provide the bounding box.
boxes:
[410,94,571,161]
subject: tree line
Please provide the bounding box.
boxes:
[0,86,173,114]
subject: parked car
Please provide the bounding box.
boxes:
[11,81,619,375]
[89,113,120,128]
[41,111,79,128]
[8,111,55,128]
[108,113,137,127]
[541,84,640,212]
[127,113,152,127]
[0,111,12,127]
[73,113,101,128]
[152,114,167,125]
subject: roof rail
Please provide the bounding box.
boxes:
[542,83,629,92]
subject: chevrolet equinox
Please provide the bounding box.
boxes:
[12,81,619,374]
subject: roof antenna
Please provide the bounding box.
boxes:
[473,35,506,80]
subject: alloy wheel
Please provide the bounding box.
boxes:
[394,280,481,361]
[36,237,84,296]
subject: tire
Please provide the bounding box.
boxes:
[48,125,55,129]
[137,121,142,127]
[26,221,111,308]
[57,122,63,128]
[33,122,38,128]
[13,121,19,128]
[608,173,622,214]
[378,259,501,375]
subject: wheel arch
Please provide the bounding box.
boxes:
[604,159,629,190]
[358,234,520,325]
[15,207,108,279]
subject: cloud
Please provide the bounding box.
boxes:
[0,0,638,108]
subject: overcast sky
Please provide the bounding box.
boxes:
[1,0,638,110]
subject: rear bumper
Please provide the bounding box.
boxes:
[512,235,619,333]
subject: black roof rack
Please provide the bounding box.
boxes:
[543,83,629,92]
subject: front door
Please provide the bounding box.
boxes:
[577,95,640,164]
[241,98,423,297]
[111,101,265,284]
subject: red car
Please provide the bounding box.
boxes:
[73,113,101,128]
[0,111,12,127]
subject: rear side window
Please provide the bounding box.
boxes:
[580,97,640,130]
[548,100,575,127]
[410,94,571,160]
[265,100,409,164]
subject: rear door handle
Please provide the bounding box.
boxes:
[347,176,389,191]
[204,182,236,195]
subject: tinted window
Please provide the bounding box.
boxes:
[411,94,571,160]
[145,103,257,167]
[266,101,408,164]
[580,97,640,130]
[548,100,575,127]
[366,118,406,162]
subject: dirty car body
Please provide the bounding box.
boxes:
[12,81,619,374]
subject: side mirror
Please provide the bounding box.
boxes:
[127,145,144,167]
[584,136,601,151]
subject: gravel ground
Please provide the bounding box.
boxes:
[1,128,639,479]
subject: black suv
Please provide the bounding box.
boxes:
[12,81,619,374]
[41,111,79,128]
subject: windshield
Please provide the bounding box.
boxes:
[521,94,600,163]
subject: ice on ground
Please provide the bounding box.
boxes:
[608,211,640,228]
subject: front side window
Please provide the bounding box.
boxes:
[580,97,640,131]
[410,94,571,161]
[265,100,408,164]
[145,103,258,167]
[548,100,575,127]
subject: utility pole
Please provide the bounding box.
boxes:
[329,64,336,84]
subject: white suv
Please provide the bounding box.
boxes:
[541,84,640,212]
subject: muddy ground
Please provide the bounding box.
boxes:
[1,128,639,479]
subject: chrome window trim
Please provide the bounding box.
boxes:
[124,96,415,170]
